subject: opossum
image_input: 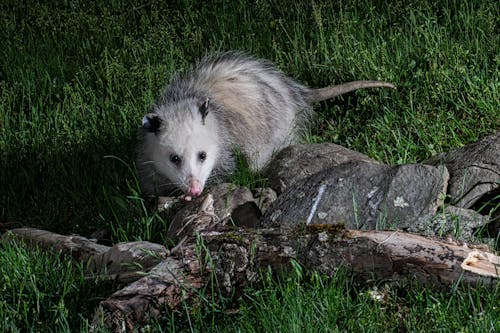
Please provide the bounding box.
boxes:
[137,52,394,198]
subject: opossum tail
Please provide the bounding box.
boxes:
[309,80,395,103]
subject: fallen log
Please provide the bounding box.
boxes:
[3,207,499,332]
[91,225,499,331]
[3,228,169,283]
[3,227,110,261]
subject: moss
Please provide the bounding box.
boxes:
[306,223,347,235]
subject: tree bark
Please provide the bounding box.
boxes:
[3,228,169,283]
[4,227,110,260]
[93,225,499,332]
[4,224,499,333]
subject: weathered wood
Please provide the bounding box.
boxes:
[264,143,380,194]
[5,215,500,333]
[4,223,499,333]
[4,228,169,283]
[3,227,110,260]
[93,225,499,332]
[425,131,500,209]
[261,161,449,231]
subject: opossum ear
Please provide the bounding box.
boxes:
[199,97,210,125]
[142,113,162,133]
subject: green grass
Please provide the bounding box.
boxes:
[0,237,115,332]
[0,0,499,331]
[199,269,500,333]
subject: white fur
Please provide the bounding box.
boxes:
[148,102,220,194]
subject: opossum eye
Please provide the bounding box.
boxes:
[169,154,182,166]
[198,151,207,162]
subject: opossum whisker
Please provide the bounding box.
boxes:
[158,179,179,188]
[156,180,184,196]
[163,186,183,197]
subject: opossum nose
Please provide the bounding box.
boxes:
[189,187,202,197]
[187,179,203,197]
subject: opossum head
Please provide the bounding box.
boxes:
[142,98,219,197]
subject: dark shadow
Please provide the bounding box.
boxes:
[0,129,139,237]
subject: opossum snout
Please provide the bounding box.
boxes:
[187,178,203,197]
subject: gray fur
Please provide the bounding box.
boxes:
[137,52,395,196]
